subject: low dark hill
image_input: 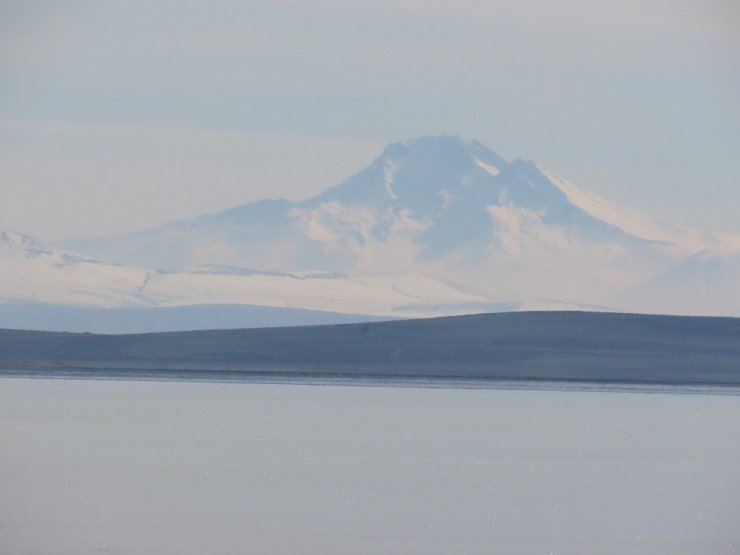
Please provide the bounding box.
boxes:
[1,312,739,386]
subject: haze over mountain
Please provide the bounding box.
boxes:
[60,135,740,316]
[2,135,739,332]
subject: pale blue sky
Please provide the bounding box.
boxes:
[1,0,739,241]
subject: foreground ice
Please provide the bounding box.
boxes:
[1,378,739,554]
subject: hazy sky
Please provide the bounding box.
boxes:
[1,0,739,241]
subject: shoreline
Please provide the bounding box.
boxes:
[3,368,740,396]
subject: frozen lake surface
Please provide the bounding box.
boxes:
[2,378,739,554]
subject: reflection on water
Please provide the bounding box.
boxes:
[1,378,739,554]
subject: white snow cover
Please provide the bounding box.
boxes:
[542,170,736,253]
[0,230,149,308]
[474,157,501,176]
[0,230,499,318]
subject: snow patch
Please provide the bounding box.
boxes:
[475,158,500,176]
[383,160,399,200]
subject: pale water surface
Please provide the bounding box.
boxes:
[1,378,739,554]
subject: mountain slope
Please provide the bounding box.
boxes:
[0,230,149,308]
[6,229,547,323]
[618,249,740,316]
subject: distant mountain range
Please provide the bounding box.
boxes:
[2,135,739,331]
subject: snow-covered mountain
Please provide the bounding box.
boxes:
[61,135,740,315]
[1,135,737,329]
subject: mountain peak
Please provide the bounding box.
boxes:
[379,134,506,168]
[1,228,96,267]
[316,135,508,209]
[1,229,48,253]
